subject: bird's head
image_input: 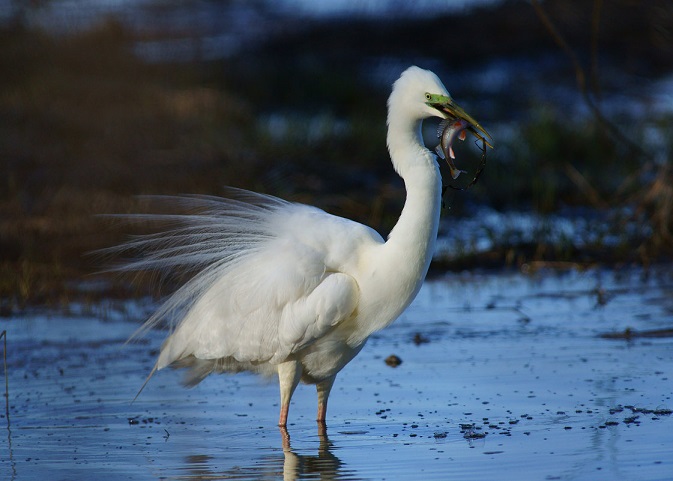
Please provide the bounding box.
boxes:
[390,66,493,149]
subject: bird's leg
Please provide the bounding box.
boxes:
[316,375,336,424]
[317,422,327,439]
[279,425,291,451]
[277,360,302,427]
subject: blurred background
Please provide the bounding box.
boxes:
[1,0,672,309]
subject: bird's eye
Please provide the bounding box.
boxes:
[425,93,432,101]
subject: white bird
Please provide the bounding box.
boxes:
[119,66,491,427]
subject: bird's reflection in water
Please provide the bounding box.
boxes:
[280,425,345,480]
[179,425,357,481]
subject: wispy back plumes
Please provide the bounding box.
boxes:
[100,188,292,340]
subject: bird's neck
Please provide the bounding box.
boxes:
[384,115,443,299]
[346,114,442,344]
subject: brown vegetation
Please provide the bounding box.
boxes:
[1,1,671,309]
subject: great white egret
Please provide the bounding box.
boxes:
[119,66,492,426]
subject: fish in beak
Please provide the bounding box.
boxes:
[425,93,493,181]
[426,93,493,149]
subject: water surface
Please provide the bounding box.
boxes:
[1,267,672,480]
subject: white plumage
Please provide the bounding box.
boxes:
[117,66,490,426]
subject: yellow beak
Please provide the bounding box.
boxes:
[426,95,494,149]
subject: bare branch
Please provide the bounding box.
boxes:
[530,0,648,159]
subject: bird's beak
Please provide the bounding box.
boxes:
[426,94,493,149]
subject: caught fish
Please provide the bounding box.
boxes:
[435,118,470,180]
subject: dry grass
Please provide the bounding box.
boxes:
[0,21,257,306]
[636,164,673,262]
[1,9,671,309]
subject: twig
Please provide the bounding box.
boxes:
[1,330,8,422]
[1,330,15,479]
[563,162,608,209]
[530,0,648,159]
[589,0,603,98]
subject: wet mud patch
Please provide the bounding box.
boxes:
[1,267,673,480]
[600,327,673,340]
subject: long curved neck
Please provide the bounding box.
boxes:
[384,113,443,300]
[349,108,443,343]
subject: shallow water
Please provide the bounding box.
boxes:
[1,267,672,480]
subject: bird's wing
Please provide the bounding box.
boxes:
[158,238,361,368]
[112,189,381,368]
